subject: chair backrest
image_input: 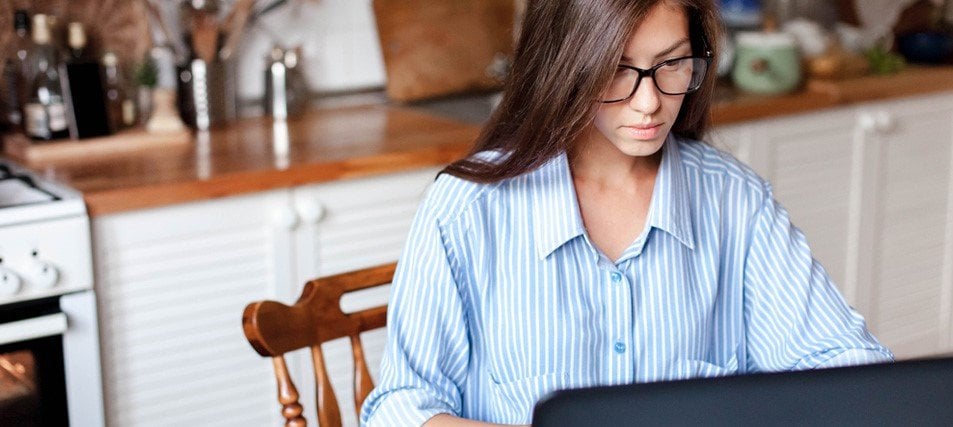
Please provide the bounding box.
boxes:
[243,263,396,427]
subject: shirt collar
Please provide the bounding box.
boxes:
[530,135,695,260]
[646,134,695,250]
[531,153,587,260]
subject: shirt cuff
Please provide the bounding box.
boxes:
[363,389,456,427]
[813,348,895,369]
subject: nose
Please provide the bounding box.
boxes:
[627,76,661,114]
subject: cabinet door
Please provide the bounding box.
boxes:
[749,106,861,303]
[290,167,440,426]
[857,94,953,359]
[93,190,292,427]
[292,167,441,281]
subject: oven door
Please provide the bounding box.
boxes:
[0,297,70,427]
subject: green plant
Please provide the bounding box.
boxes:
[133,56,159,88]
[865,46,906,75]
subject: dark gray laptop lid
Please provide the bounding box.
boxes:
[532,357,953,427]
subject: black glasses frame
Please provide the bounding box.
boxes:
[600,52,713,103]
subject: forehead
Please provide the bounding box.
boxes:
[621,2,690,58]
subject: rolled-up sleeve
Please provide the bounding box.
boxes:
[742,183,893,372]
[360,189,471,426]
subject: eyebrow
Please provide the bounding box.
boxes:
[620,38,692,63]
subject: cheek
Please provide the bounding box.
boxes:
[665,96,687,120]
[592,106,616,138]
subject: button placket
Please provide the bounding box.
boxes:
[605,269,634,382]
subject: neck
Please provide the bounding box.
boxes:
[569,134,663,189]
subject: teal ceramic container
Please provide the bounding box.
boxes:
[732,32,802,95]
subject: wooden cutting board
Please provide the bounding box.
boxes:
[372,0,516,102]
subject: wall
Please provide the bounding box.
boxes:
[234,0,385,99]
[152,0,385,101]
[187,0,953,103]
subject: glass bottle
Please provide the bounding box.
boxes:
[102,52,135,130]
[23,14,69,141]
[67,22,94,64]
[2,10,33,131]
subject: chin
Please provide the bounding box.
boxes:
[615,137,666,158]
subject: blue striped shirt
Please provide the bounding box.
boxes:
[361,136,893,426]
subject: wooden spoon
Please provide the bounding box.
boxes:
[191,10,219,64]
[219,0,256,60]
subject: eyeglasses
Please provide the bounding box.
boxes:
[600,54,712,103]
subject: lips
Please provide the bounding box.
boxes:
[621,123,663,140]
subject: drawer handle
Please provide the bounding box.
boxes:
[875,111,895,133]
[297,199,326,224]
[0,313,67,346]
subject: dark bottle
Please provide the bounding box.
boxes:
[60,21,111,139]
[23,14,68,141]
[2,10,33,132]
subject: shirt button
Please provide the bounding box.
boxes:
[610,272,622,283]
[614,341,626,354]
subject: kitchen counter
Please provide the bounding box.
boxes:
[6,66,953,217]
[712,66,953,124]
[32,105,479,216]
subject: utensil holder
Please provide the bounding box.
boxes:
[177,57,237,130]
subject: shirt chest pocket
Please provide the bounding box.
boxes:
[488,371,572,424]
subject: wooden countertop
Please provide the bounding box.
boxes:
[7,66,953,217]
[26,105,479,216]
[712,66,953,124]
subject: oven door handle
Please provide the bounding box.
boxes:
[0,313,68,346]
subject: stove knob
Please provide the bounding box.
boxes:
[29,260,59,289]
[0,267,22,296]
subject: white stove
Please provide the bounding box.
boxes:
[0,160,92,303]
[0,158,104,426]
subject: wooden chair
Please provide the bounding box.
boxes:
[243,263,396,427]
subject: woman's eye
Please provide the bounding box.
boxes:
[614,67,634,78]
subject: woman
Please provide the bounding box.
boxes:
[361,0,892,425]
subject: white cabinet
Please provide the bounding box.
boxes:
[753,107,860,300]
[712,92,953,360]
[92,168,439,427]
[290,167,440,284]
[853,95,953,359]
[93,190,290,427]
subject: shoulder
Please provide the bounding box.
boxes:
[422,150,510,226]
[674,136,769,198]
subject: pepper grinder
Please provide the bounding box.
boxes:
[264,47,288,120]
[264,45,307,120]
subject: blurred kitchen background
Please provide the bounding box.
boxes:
[2,0,952,137]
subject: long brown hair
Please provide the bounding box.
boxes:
[442,0,721,183]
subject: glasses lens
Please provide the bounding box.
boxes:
[655,57,707,95]
[602,67,640,103]
[600,57,709,102]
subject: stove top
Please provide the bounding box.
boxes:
[0,164,59,208]
[0,160,86,228]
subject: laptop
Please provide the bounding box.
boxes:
[532,357,953,426]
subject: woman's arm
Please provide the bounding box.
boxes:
[741,182,893,371]
[360,186,473,425]
[425,414,528,427]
